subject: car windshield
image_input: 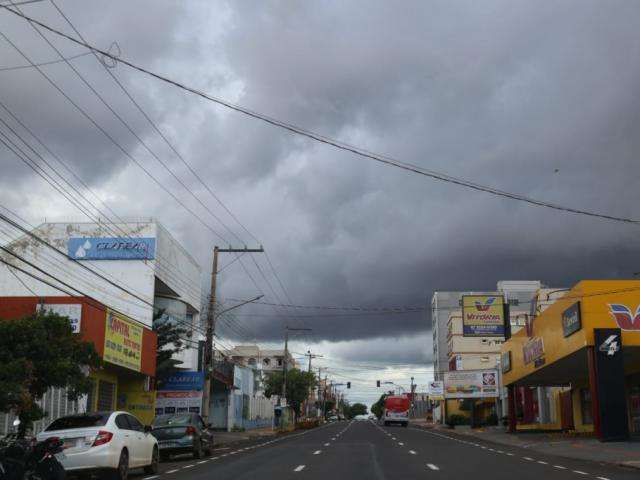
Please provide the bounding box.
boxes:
[45,413,109,431]
[152,414,192,426]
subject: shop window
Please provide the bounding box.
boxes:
[580,388,593,425]
[97,380,116,412]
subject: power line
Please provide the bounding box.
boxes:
[227,298,426,312]
[4,5,638,226]
[0,50,91,71]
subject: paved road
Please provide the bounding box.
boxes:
[129,420,639,480]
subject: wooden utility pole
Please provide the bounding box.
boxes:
[201,246,263,421]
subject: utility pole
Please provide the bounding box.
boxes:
[280,326,312,406]
[201,246,264,421]
[305,350,323,373]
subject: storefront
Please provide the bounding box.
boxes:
[0,296,157,425]
[501,280,640,441]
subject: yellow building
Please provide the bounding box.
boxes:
[501,280,640,441]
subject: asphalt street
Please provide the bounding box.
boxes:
[128,420,639,480]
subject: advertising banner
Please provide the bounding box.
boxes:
[38,304,81,333]
[427,380,444,400]
[562,302,582,337]
[68,237,155,260]
[462,295,505,337]
[104,310,143,372]
[159,371,204,391]
[523,337,545,365]
[155,391,202,415]
[444,370,498,398]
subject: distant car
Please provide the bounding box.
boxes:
[354,415,368,421]
[327,415,339,422]
[151,413,213,460]
[36,411,159,480]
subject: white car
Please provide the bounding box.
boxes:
[37,411,158,480]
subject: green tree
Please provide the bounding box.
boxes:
[153,309,191,387]
[346,402,368,419]
[263,369,316,416]
[371,393,388,419]
[0,311,101,436]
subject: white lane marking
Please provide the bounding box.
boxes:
[165,470,178,474]
[197,460,208,464]
[523,457,534,461]
[143,476,159,480]
[554,466,567,470]
[211,457,219,460]
[506,453,514,456]
[537,461,548,465]
[294,465,306,472]
[573,471,588,476]
[427,464,439,471]
[313,450,321,455]
[182,465,194,469]
[597,477,610,480]
[399,442,404,446]
[392,437,397,440]
[332,437,336,441]
[324,442,330,446]
[481,446,487,450]
[488,448,495,452]
[409,450,417,455]
[496,450,504,454]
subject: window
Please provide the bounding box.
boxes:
[97,380,116,411]
[115,414,131,430]
[580,388,593,425]
[263,358,271,366]
[248,358,257,366]
[277,358,283,367]
[127,415,144,432]
[46,413,109,431]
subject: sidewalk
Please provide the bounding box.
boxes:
[213,426,277,447]
[411,419,640,470]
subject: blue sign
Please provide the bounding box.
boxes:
[160,371,204,391]
[68,237,155,260]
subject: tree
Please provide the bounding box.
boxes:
[153,309,191,387]
[345,402,368,419]
[0,311,101,436]
[263,369,316,416]
[371,393,388,419]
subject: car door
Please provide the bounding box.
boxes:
[126,415,150,467]
[115,414,137,466]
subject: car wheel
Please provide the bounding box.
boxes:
[106,450,128,480]
[193,441,203,459]
[144,447,159,474]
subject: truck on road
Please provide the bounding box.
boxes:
[382,395,410,427]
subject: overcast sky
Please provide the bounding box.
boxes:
[2,1,640,405]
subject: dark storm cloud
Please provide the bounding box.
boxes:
[2,1,640,353]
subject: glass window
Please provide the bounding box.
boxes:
[46,413,109,431]
[580,388,593,425]
[127,415,144,432]
[115,414,131,430]
[152,413,192,426]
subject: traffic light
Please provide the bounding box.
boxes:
[347,382,351,389]
[376,380,380,387]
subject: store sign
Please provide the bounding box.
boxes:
[608,303,640,331]
[104,310,143,372]
[523,337,545,365]
[444,370,498,398]
[501,351,512,373]
[427,380,444,400]
[462,295,505,337]
[155,391,202,415]
[68,237,155,260]
[38,303,81,333]
[160,371,204,391]
[562,302,582,337]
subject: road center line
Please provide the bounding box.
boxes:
[165,470,178,474]
[143,476,159,480]
[294,465,306,472]
[537,461,548,465]
[573,471,588,475]
[182,465,194,469]
[597,477,610,480]
[197,460,207,464]
[554,465,566,469]
[399,442,404,446]
[409,450,417,455]
[313,450,321,455]
[427,464,439,471]
[523,457,534,461]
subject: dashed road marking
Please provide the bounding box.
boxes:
[409,450,417,455]
[399,442,404,446]
[506,453,514,456]
[537,461,548,465]
[554,466,567,470]
[143,476,159,480]
[427,464,439,471]
[197,460,207,464]
[324,443,330,446]
[294,465,306,472]
[523,457,534,461]
[572,471,588,476]
[165,470,178,474]
[313,450,321,455]
[182,465,194,469]
[597,477,610,480]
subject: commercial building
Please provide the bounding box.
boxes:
[0,220,202,429]
[502,280,640,441]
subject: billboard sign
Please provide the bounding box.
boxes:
[38,303,81,333]
[104,310,143,372]
[523,337,545,365]
[462,295,505,337]
[68,237,155,260]
[562,302,582,337]
[160,371,204,391]
[155,391,202,415]
[444,370,498,398]
[427,380,444,400]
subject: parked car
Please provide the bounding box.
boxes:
[151,413,213,460]
[36,411,159,480]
